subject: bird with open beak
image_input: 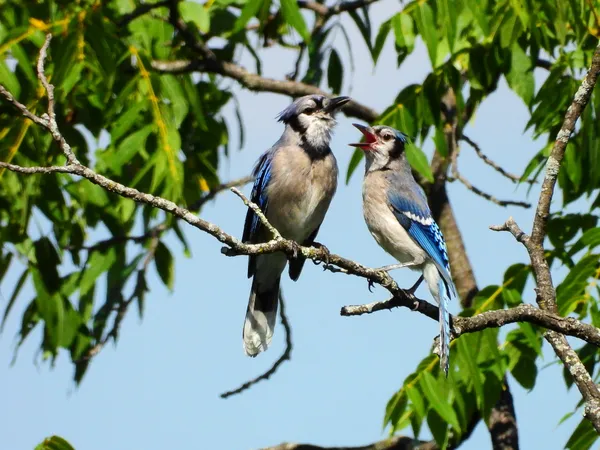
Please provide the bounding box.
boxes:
[350,123,457,376]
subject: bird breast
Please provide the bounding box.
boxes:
[266,148,338,242]
[362,173,427,267]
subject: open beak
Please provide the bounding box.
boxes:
[349,123,377,150]
[324,96,351,113]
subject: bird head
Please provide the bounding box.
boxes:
[277,95,350,148]
[349,123,408,171]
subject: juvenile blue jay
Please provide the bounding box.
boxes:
[350,124,457,375]
[241,94,350,357]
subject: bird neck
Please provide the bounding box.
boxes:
[366,152,412,177]
[282,124,332,158]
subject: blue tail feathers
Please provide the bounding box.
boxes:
[437,276,452,377]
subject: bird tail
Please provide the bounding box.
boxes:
[437,277,451,377]
[243,277,280,357]
[424,263,453,377]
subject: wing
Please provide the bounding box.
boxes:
[387,186,457,297]
[242,151,274,278]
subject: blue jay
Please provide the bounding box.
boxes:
[350,124,457,375]
[241,94,350,357]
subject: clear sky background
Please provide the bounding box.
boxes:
[0,2,587,449]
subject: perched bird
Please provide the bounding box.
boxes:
[241,94,350,357]
[350,123,457,375]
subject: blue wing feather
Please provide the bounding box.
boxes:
[387,189,456,297]
[242,151,274,277]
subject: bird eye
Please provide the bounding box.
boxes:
[304,108,315,115]
[382,133,392,141]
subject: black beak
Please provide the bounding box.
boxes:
[324,96,351,113]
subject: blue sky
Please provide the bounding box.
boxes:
[0,2,586,449]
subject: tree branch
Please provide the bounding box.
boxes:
[221,290,292,399]
[342,299,600,347]
[492,42,600,433]
[460,134,535,184]
[189,175,254,210]
[450,149,531,208]
[149,59,378,122]
[259,436,424,450]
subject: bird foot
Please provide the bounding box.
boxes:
[367,278,376,293]
[311,241,331,267]
[289,240,303,260]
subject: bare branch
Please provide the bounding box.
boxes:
[0,85,49,127]
[342,298,600,347]
[221,290,292,398]
[460,134,534,184]
[258,437,423,450]
[451,147,531,208]
[493,43,600,432]
[230,187,282,239]
[0,161,71,174]
[489,217,531,247]
[189,175,254,210]
[531,44,600,247]
[149,59,378,123]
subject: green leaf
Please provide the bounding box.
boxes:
[465,0,489,35]
[406,384,426,437]
[565,418,598,450]
[348,9,373,56]
[34,238,61,294]
[384,389,408,429]
[438,0,457,53]
[506,43,534,106]
[31,267,64,351]
[346,148,364,184]
[79,249,118,297]
[392,13,415,66]
[419,371,460,431]
[572,227,600,255]
[373,19,391,64]
[179,1,211,33]
[280,0,310,41]
[405,143,434,183]
[155,241,175,290]
[556,253,599,315]
[412,2,437,67]
[457,335,484,411]
[113,125,154,170]
[234,0,265,32]
[35,435,76,450]
[327,49,343,94]
[1,269,28,332]
[427,408,449,449]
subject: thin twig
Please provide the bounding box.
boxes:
[460,134,535,184]
[230,187,281,239]
[450,149,531,208]
[189,175,253,210]
[220,290,292,398]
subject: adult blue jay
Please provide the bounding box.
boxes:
[350,124,457,375]
[241,94,350,357]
